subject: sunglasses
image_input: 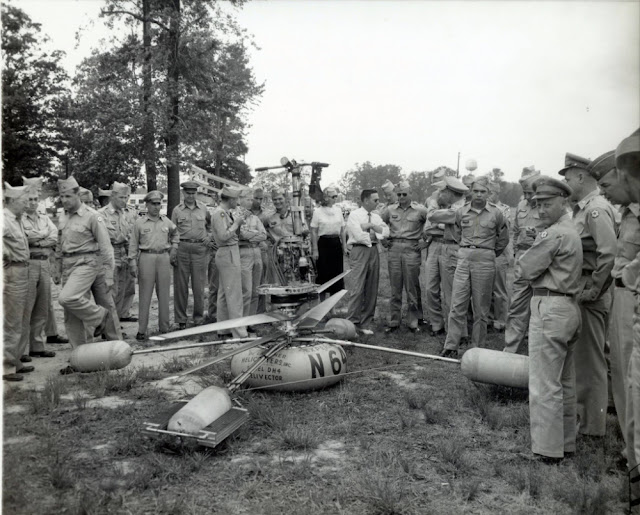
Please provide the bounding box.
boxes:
[149,202,162,205]
[397,192,409,197]
[330,195,338,199]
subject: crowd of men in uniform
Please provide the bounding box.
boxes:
[3,128,640,472]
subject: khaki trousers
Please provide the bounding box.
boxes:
[387,241,422,329]
[444,247,495,351]
[529,295,580,458]
[216,246,247,338]
[425,240,444,332]
[19,258,51,354]
[138,252,172,334]
[347,245,380,328]
[91,271,121,340]
[491,252,509,329]
[208,250,218,321]
[504,256,532,353]
[59,255,107,349]
[627,295,640,474]
[173,242,206,325]
[609,286,635,443]
[112,246,129,318]
[240,246,263,316]
[3,264,31,373]
[575,288,611,436]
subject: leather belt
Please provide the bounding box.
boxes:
[461,245,494,251]
[532,288,573,297]
[615,277,625,288]
[581,269,593,276]
[62,251,97,257]
[29,255,50,260]
[444,240,458,245]
[179,239,202,244]
[390,238,419,243]
[238,242,260,248]
[319,235,341,239]
[4,261,29,267]
[140,249,170,254]
[429,236,445,243]
[111,242,127,247]
[353,243,376,247]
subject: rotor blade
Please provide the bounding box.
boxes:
[132,337,257,355]
[227,339,290,393]
[315,269,351,294]
[168,330,287,378]
[294,289,348,329]
[149,313,287,341]
[295,337,461,364]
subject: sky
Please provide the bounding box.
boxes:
[14,0,640,185]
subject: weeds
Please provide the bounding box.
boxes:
[48,450,74,490]
[279,426,319,451]
[459,478,482,502]
[422,404,447,425]
[162,355,196,373]
[357,471,407,515]
[29,376,67,414]
[436,439,469,476]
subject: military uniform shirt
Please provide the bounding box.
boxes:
[57,203,114,269]
[424,193,445,237]
[380,201,428,240]
[519,213,583,296]
[3,208,30,263]
[22,211,57,257]
[613,203,640,279]
[238,210,267,244]
[427,199,466,242]
[572,189,617,294]
[211,206,239,246]
[98,204,131,245]
[171,201,212,241]
[454,202,509,254]
[266,210,308,241]
[513,199,545,253]
[129,215,179,257]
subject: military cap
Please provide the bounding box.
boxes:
[98,188,111,197]
[180,180,200,191]
[58,176,80,194]
[443,176,468,194]
[221,185,240,198]
[396,180,411,192]
[144,190,164,202]
[324,185,338,196]
[111,181,128,194]
[433,180,446,190]
[616,128,640,168]
[520,175,538,193]
[381,180,395,194]
[471,175,491,189]
[433,169,446,179]
[520,166,540,183]
[238,187,253,198]
[586,150,616,181]
[461,174,476,187]
[22,176,44,189]
[532,176,572,200]
[4,182,29,199]
[271,187,286,197]
[558,152,591,176]
[78,187,93,202]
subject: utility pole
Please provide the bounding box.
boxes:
[456,152,460,177]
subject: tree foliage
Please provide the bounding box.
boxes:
[1,4,69,185]
[339,162,404,201]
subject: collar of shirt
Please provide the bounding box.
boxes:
[576,189,600,210]
[278,209,290,219]
[628,203,640,218]
[4,208,18,223]
[179,200,202,211]
[143,214,164,222]
[24,211,40,222]
[66,203,87,217]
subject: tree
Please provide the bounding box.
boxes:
[95,0,261,217]
[1,4,69,185]
[339,162,404,201]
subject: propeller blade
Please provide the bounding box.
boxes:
[169,330,287,378]
[315,269,351,294]
[295,289,348,329]
[149,313,287,341]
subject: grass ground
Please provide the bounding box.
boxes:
[2,251,630,514]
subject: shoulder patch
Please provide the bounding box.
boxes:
[97,216,103,222]
[220,212,225,217]
[540,231,547,238]
[591,210,599,218]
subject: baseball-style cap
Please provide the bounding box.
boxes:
[532,176,573,200]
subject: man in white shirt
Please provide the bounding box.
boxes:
[345,189,389,330]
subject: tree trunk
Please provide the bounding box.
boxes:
[166,0,181,218]
[142,0,158,192]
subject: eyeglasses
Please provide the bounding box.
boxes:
[149,202,162,205]
[397,193,409,197]
[330,195,338,199]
